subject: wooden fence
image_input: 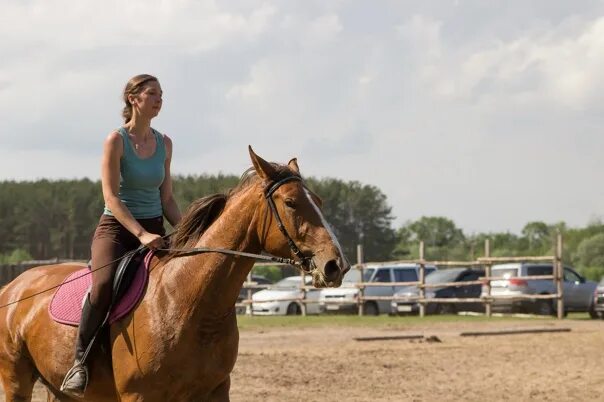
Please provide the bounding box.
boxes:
[0,259,87,288]
[2,237,565,320]
[239,234,565,319]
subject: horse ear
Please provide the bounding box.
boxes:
[287,158,300,175]
[248,146,277,181]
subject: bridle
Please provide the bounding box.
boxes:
[263,175,315,273]
[160,174,316,273]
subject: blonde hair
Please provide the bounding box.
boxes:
[122,74,158,123]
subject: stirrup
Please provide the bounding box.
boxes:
[60,362,89,398]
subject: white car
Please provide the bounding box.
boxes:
[251,276,322,315]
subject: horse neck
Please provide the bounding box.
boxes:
[164,185,265,321]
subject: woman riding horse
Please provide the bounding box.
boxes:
[0,147,349,401]
[60,74,182,397]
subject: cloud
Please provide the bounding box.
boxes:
[1,1,603,234]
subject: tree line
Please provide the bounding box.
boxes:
[1,177,603,281]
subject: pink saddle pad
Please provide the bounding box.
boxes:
[49,251,154,326]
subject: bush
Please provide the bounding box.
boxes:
[0,249,33,264]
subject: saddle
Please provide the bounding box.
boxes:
[49,247,154,326]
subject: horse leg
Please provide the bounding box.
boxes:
[207,376,230,402]
[0,355,38,402]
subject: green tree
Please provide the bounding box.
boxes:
[395,216,466,260]
[306,178,396,263]
[521,221,551,252]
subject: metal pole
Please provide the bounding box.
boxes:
[485,239,492,318]
[419,241,425,318]
[556,233,564,320]
[357,244,364,317]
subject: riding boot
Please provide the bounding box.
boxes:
[60,293,107,398]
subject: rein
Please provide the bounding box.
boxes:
[157,246,299,266]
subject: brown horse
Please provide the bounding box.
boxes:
[0,147,349,401]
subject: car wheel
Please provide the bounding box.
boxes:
[363,302,379,316]
[588,304,599,319]
[286,303,301,315]
[534,300,554,316]
[436,303,456,315]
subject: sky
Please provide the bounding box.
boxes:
[1,0,603,234]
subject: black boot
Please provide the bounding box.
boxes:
[60,294,107,398]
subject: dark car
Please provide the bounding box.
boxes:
[391,268,485,315]
[236,275,272,314]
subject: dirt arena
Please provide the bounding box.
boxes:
[8,318,604,401]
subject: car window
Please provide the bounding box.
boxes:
[393,268,417,282]
[460,271,481,281]
[342,268,375,283]
[373,268,392,282]
[526,265,552,276]
[425,269,462,284]
[564,268,582,283]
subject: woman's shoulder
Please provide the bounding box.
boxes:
[103,129,125,153]
[153,128,173,151]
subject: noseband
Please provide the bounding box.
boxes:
[264,175,315,273]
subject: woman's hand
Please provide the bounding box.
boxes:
[138,232,165,250]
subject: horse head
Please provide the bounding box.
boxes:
[249,146,350,288]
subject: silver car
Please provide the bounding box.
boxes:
[319,263,436,315]
[482,263,597,316]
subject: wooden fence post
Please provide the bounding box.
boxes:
[556,233,564,320]
[357,244,364,317]
[301,271,307,316]
[485,239,492,318]
[246,271,253,316]
[419,241,425,318]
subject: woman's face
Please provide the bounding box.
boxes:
[132,80,163,119]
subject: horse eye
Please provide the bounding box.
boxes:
[284,199,297,209]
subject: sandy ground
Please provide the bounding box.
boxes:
[5,318,604,401]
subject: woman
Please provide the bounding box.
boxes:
[61,74,182,397]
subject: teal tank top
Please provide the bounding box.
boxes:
[103,127,166,219]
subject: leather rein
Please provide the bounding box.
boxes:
[159,175,315,273]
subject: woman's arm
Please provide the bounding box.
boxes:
[160,134,182,228]
[102,131,164,248]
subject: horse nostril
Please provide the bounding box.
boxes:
[323,259,340,282]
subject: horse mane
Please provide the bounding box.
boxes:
[168,163,299,254]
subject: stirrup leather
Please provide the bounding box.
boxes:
[60,362,89,397]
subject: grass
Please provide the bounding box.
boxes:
[235,312,592,331]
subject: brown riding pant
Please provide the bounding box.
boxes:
[90,214,165,313]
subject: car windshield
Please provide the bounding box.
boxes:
[272,277,302,288]
[491,268,518,279]
[426,269,463,284]
[342,268,375,283]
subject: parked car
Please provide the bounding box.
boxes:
[482,263,598,316]
[236,275,273,314]
[391,267,485,315]
[593,278,604,319]
[251,275,321,315]
[318,263,437,315]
